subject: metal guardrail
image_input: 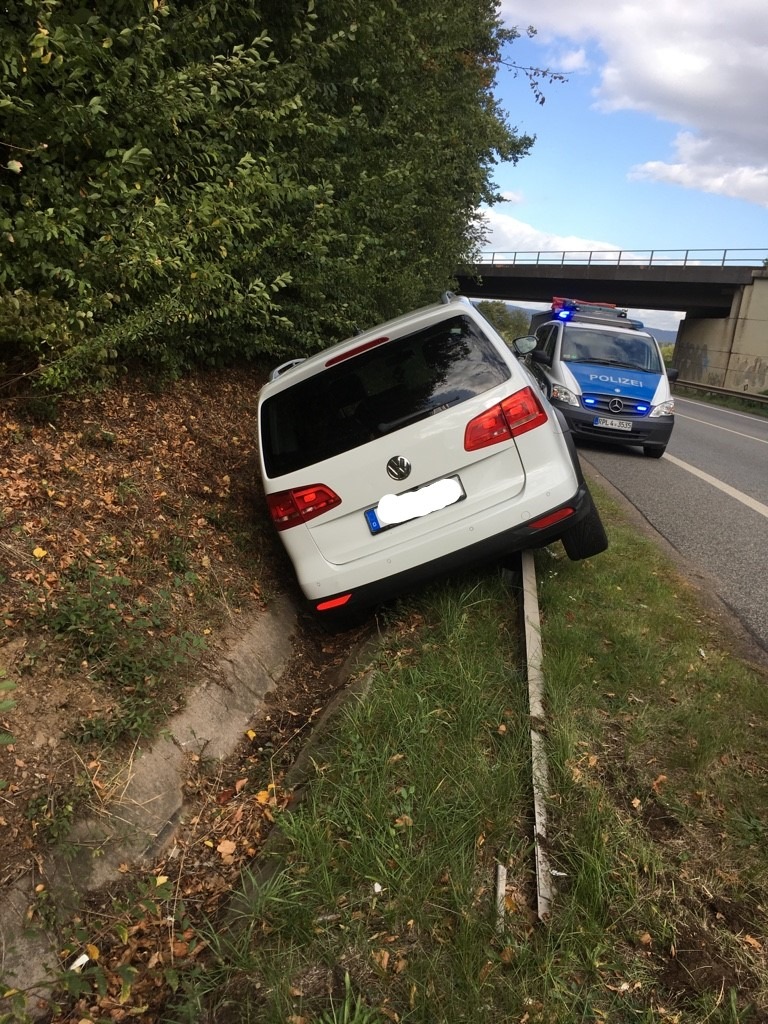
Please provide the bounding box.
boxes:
[674,379,768,406]
[480,248,768,268]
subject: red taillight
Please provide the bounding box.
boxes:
[267,484,341,531]
[316,594,352,611]
[464,387,548,451]
[529,507,574,529]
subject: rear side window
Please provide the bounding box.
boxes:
[261,315,511,477]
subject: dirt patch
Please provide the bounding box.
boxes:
[0,366,298,888]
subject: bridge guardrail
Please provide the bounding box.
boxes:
[479,248,768,268]
[674,380,768,406]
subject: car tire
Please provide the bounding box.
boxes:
[561,495,608,561]
[643,444,666,458]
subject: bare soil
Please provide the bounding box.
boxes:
[0,367,356,887]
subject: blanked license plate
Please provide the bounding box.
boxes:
[365,476,465,534]
[594,416,632,432]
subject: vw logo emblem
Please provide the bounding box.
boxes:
[386,455,411,481]
[608,398,624,413]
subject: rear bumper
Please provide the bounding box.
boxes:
[555,404,674,448]
[312,482,592,624]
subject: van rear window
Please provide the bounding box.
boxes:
[260,315,510,477]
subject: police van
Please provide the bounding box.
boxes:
[523,297,678,458]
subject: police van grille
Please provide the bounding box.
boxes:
[581,393,649,416]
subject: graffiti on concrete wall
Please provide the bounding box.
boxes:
[675,338,721,386]
[726,354,768,393]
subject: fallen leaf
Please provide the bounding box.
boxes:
[216,839,236,858]
[373,948,390,971]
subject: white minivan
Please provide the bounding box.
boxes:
[258,293,608,627]
[524,298,678,458]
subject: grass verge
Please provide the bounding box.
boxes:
[153,484,768,1024]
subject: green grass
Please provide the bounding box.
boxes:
[160,499,768,1022]
[26,486,768,1023]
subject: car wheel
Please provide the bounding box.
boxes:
[643,444,666,458]
[561,495,608,561]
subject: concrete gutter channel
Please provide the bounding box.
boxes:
[1,569,551,1019]
[0,593,305,1016]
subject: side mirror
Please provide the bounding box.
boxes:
[530,347,552,367]
[513,335,538,356]
[666,367,679,382]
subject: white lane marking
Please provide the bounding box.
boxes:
[676,412,768,444]
[664,453,768,520]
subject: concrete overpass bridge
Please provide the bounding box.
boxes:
[456,249,768,393]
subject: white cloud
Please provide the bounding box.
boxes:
[480,207,617,256]
[630,133,768,207]
[499,0,768,206]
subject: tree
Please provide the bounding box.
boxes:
[1,0,533,390]
[476,300,531,342]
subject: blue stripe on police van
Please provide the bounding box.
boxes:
[566,363,660,401]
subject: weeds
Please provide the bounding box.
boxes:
[39,560,205,745]
[158,498,768,1022]
[0,674,16,791]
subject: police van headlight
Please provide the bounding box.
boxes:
[649,399,674,418]
[550,384,580,407]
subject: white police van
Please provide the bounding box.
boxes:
[523,297,678,458]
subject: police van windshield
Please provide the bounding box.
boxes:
[560,328,662,374]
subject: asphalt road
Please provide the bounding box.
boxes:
[577,396,768,655]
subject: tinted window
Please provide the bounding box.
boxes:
[261,315,511,477]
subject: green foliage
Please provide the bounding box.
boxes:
[1,0,531,390]
[475,299,531,341]
[658,342,675,364]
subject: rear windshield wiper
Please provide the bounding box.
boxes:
[378,409,430,434]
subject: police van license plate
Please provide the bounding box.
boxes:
[594,416,632,431]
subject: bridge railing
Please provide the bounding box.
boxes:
[479,249,768,268]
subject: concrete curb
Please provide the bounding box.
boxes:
[0,594,297,1017]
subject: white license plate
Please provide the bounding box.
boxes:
[365,476,465,534]
[594,416,633,432]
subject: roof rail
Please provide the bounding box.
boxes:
[440,290,457,304]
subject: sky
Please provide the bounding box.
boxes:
[480,0,768,330]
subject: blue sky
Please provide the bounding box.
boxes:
[481,0,768,330]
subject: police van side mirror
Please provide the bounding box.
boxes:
[512,335,538,356]
[666,367,679,382]
[530,347,552,367]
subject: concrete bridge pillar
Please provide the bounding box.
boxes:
[675,269,768,394]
